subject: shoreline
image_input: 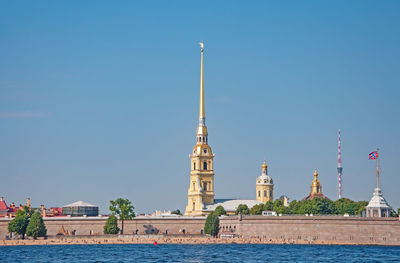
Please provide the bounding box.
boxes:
[1,236,398,247]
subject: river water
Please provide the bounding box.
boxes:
[1,244,400,262]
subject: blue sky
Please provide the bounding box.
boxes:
[1,1,399,213]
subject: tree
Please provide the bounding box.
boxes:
[334,198,360,215]
[104,214,120,234]
[310,198,337,215]
[26,212,47,239]
[8,207,31,239]
[250,204,265,215]
[171,209,182,215]
[214,205,227,216]
[273,199,289,215]
[204,212,219,237]
[109,198,135,235]
[235,204,250,215]
[355,201,368,216]
[264,201,274,211]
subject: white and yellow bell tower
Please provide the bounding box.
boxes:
[185,42,215,216]
[256,160,274,203]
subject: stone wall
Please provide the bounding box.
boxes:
[2,215,400,245]
[220,215,400,245]
[0,216,206,239]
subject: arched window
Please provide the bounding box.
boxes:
[193,163,196,170]
[203,182,207,191]
[264,190,267,197]
[258,191,260,197]
[193,202,195,210]
[193,182,195,190]
[203,162,207,170]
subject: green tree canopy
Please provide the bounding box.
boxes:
[109,198,135,235]
[104,214,120,234]
[204,212,219,237]
[235,204,250,215]
[264,201,274,211]
[355,201,368,216]
[310,198,337,215]
[214,205,227,216]
[171,209,182,215]
[250,204,265,215]
[26,212,47,239]
[8,207,31,239]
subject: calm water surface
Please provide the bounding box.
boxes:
[1,244,400,262]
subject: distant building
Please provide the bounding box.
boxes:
[279,195,290,207]
[204,199,262,216]
[366,188,391,218]
[62,201,99,217]
[303,169,329,200]
[0,197,30,218]
[40,205,64,217]
[256,161,274,203]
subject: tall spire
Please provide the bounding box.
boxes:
[199,41,205,125]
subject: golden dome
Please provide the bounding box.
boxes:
[262,161,268,169]
[312,179,321,187]
[311,168,322,194]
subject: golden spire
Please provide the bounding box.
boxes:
[199,41,205,123]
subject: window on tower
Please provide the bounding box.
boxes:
[264,190,267,197]
[203,182,207,191]
[203,162,207,170]
[258,191,260,197]
[193,182,195,190]
[193,163,196,170]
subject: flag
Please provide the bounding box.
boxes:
[369,151,378,160]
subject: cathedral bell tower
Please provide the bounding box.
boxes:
[256,160,274,203]
[184,42,215,216]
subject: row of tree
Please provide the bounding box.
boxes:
[8,207,47,239]
[235,198,384,216]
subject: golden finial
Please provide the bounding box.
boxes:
[262,159,268,169]
[314,168,318,177]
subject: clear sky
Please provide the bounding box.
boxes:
[1,1,399,214]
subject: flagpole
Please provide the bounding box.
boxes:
[376,148,380,188]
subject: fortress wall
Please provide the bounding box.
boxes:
[2,216,400,245]
[0,217,206,239]
[220,216,400,245]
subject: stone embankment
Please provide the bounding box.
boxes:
[2,215,400,246]
[2,235,397,246]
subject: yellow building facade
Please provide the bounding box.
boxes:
[256,161,274,203]
[185,42,215,216]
